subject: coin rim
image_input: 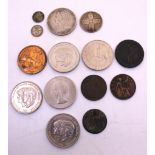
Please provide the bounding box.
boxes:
[31,25,43,37]
[32,11,45,23]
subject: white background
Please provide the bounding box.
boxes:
[8,0,147,155]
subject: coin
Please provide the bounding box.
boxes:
[115,40,144,68]
[82,109,107,134]
[31,25,43,37]
[48,42,80,73]
[47,8,76,36]
[18,45,47,74]
[82,40,114,70]
[46,113,80,148]
[81,75,107,101]
[110,74,136,100]
[80,11,102,33]
[32,11,44,23]
[11,81,43,114]
[44,76,76,109]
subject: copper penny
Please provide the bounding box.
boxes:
[18,45,47,74]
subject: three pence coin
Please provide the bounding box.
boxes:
[32,11,44,23]
[46,113,80,148]
[31,25,43,37]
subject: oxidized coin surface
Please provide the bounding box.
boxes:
[48,42,80,73]
[115,40,144,68]
[80,11,102,33]
[110,74,136,100]
[32,11,44,23]
[11,81,43,114]
[81,75,107,101]
[83,109,107,134]
[82,40,113,70]
[31,25,43,37]
[18,45,47,74]
[44,76,76,109]
[46,113,80,148]
[47,8,76,36]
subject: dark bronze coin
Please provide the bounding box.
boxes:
[81,75,107,101]
[115,40,144,68]
[32,11,44,23]
[82,109,107,134]
[110,74,136,100]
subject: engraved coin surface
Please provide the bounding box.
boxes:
[18,45,47,74]
[48,42,80,73]
[110,74,136,100]
[46,113,80,148]
[83,109,107,134]
[11,81,43,114]
[32,11,44,23]
[47,8,76,36]
[31,25,43,37]
[80,11,102,33]
[82,40,114,70]
[44,76,76,109]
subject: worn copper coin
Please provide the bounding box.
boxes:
[46,113,80,148]
[80,11,102,33]
[115,40,144,68]
[32,11,44,23]
[47,8,76,36]
[31,25,43,37]
[18,45,47,74]
[83,109,107,134]
[81,75,107,101]
[110,74,136,100]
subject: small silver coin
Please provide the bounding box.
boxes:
[47,8,76,36]
[31,25,43,37]
[46,113,80,148]
[11,81,43,114]
[44,76,76,109]
[48,42,80,73]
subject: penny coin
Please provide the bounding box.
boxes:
[18,45,47,74]
[115,40,144,68]
[47,8,76,36]
[31,25,43,37]
[80,11,102,33]
[44,76,76,109]
[11,81,43,114]
[110,74,136,100]
[82,40,114,70]
[48,42,80,73]
[32,11,44,23]
[83,109,107,134]
[46,113,80,148]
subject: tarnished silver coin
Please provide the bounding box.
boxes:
[47,8,76,36]
[44,76,76,109]
[82,40,114,70]
[46,113,80,148]
[48,42,80,73]
[31,25,43,37]
[32,11,44,23]
[11,81,43,114]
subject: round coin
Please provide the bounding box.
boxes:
[83,109,107,134]
[31,25,43,37]
[82,40,114,70]
[48,42,80,73]
[80,11,102,33]
[32,11,44,23]
[11,81,43,114]
[110,74,136,100]
[115,40,144,68]
[81,75,107,101]
[47,8,76,36]
[18,45,47,74]
[46,113,80,148]
[44,76,76,109]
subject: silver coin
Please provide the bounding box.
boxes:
[47,8,76,36]
[46,113,80,148]
[44,76,76,109]
[82,40,114,70]
[48,42,80,73]
[31,25,43,37]
[11,81,43,114]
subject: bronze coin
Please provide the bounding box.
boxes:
[32,11,44,23]
[110,74,136,100]
[17,45,47,74]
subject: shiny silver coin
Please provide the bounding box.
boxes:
[31,25,43,37]
[48,42,80,73]
[46,113,80,148]
[47,8,76,36]
[44,76,76,109]
[11,81,43,114]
